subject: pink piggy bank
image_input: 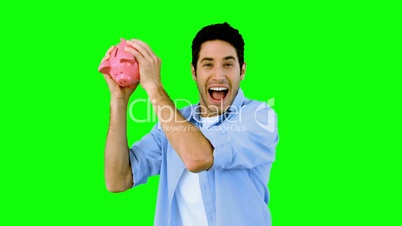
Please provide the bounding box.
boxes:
[98,38,140,87]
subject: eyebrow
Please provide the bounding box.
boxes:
[200,57,214,62]
[200,56,236,62]
[223,56,236,61]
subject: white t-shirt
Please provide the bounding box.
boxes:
[175,116,219,226]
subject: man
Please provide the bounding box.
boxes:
[102,22,278,226]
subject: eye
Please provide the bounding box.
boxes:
[203,63,212,67]
[224,63,234,67]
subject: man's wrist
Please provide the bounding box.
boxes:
[110,97,129,109]
[144,82,165,101]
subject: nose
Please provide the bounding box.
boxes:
[212,66,226,81]
[115,73,132,87]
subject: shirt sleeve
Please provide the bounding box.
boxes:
[207,102,278,170]
[129,123,163,187]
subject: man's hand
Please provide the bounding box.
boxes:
[124,39,162,92]
[124,40,213,172]
[101,45,139,103]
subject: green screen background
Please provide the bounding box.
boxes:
[1,1,400,225]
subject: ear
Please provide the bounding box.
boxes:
[240,62,246,80]
[191,63,196,81]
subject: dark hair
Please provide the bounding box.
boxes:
[191,22,245,71]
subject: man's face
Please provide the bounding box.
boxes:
[192,40,246,117]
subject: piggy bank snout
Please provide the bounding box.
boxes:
[115,73,133,87]
[113,65,140,86]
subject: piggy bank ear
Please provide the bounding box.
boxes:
[98,61,111,74]
[120,51,136,64]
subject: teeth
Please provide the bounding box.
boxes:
[209,87,228,91]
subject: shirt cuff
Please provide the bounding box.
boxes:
[129,148,149,187]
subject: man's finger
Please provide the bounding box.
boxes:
[105,45,115,55]
[101,46,115,62]
[102,54,111,61]
[128,82,140,89]
[126,40,153,61]
[102,73,112,81]
[132,39,159,62]
[102,73,119,90]
[124,46,146,65]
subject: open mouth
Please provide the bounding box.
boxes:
[208,86,229,102]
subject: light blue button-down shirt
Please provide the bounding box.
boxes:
[129,89,278,226]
